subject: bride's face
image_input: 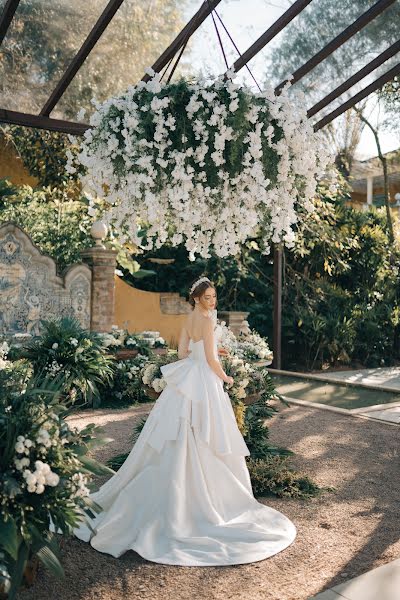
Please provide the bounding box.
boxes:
[199,286,217,311]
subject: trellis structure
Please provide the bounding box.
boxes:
[0,0,399,367]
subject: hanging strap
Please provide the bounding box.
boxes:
[214,9,262,92]
[207,0,229,70]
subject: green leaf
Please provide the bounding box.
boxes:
[36,544,65,578]
[0,515,20,560]
[8,542,29,600]
[79,455,115,476]
[131,268,156,279]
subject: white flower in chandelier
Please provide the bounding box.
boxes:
[74,70,331,259]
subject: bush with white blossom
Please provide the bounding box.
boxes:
[19,317,114,408]
[70,69,331,260]
[99,354,151,406]
[98,326,167,354]
[0,353,113,597]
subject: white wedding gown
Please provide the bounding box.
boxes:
[72,336,297,566]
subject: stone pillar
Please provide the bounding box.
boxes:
[81,222,118,333]
[218,311,249,336]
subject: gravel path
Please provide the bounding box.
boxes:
[18,402,400,600]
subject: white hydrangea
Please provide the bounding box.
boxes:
[22,460,60,494]
[152,377,166,393]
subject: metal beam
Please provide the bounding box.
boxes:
[0,108,89,135]
[142,0,223,82]
[308,39,400,118]
[40,0,125,117]
[313,62,400,131]
[0,0,21,46]
[231,0,312,74]
[276,0,397,94]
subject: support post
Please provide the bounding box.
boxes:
[367,176,374,206]
[272,243,282,369]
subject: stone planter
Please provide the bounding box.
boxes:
[218,311,250,336]
[153,347,168,355]
[114,348,139,360]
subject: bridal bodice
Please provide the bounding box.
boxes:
[188,337,218,362]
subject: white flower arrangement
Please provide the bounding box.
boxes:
[70,72,331,260]
[0,341,10,369]
[216,318,273,362]
[98,329,168,351]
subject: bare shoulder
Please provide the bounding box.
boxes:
[182,313,192,331]
[201,313,214,331]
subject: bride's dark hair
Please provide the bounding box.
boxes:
[188,277,217,309]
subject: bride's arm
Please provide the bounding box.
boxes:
[177,325,191,359]
[203,318,232,383]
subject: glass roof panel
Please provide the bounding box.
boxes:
[0,0,113,115]
[1,0,398,124]
[167,0,291,88]
[284,1,400,108]
[56,0,192,121]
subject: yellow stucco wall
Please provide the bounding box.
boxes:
[114,277,188,348]
[0,138,38,186]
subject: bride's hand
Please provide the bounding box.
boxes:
[218,347,229,356]
[224,376,234,386]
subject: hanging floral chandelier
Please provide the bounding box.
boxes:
[69,68,331,260]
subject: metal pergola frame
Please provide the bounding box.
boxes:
[0,0,399,368]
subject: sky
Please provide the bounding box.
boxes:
[183,0,400,161]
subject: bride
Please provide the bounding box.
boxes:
[73,276,297,566]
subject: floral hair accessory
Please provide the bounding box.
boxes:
[189,277,211,295]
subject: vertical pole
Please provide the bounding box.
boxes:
[272,243,282,369]
[367,175,374,206]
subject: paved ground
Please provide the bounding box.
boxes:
[323,366,400,424]
[17,401,400,600]
[310,558,400,600]
[271,367,400,424]
[324,366,400,390]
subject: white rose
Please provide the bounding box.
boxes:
[46,472,60,487]
[37,461,50,474]
[52,343,59,350]
[15,441,25,454]
[36,484,45,494]
[24,439,33,448]
[25,473,37,486]
[36,474,46,485]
